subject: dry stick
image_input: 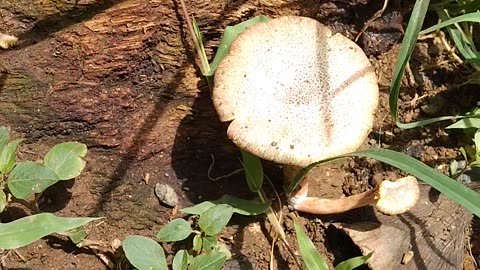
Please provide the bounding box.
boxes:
[258,190,303,270]
[177,0,210,74]
[355,0,389,42]
[207,154,244,181]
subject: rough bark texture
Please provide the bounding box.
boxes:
[0,0,476,269]
[333,183,475,270]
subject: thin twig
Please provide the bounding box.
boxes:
[258,190,303,270]
[269,235,278,270]
[355,0,389,42]
[177,0,210,74]
[264,174,283,223]
[207,154,244,181]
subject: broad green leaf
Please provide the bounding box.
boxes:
[189,252,227,270]
[44,142,87,180]
[293,221,329,270]
[240,150,264,192]
[0,190,6,213]
[0,213,100,249]
[214,195,269,215]
[475,130,480,156]
[202,235,217,251]
[215,242,232,260]
[62,227,87,244]
[335,252,373,270]
[205,16,271,76]
[446,117,480,129]
[181,195,269,216]
[389,0,430,127]
[420,12,480,34]
[181,201,216,216]
[156,219,193,242]
[122,235,167,270]
[0,139,23,174]
[0,126,9,151]
[193,234,202,252]
[290,148,480,217]
[198,204,233,236]
[172,250,188,270]
[7,161,59,199]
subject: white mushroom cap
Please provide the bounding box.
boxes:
[213,16,378,167]
[375,176,420,215]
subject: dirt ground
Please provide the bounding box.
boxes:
[0,0,479,269]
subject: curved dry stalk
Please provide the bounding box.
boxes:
[355,0,389,42]
[207,153,244,181]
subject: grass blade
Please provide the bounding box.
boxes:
[420,12,480,34]
[293,221,329,270]
[389,0,430,124]
[334,252,373,270]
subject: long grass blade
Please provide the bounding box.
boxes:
[389,0,430,124]
[420,12,480,34]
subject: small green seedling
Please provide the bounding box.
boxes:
[447,107,480,180]
[293,221,372,270]
[122,195,269,270]
[0,126,100,249]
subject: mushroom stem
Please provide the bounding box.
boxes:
[285,165,377,214]
[292,190,376,214]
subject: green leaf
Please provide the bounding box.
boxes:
[420,12,480,35]
[335,252,373,270]
[290,148,480,217]
[44,142,87,180]
[0,139,23,174]
[0,213,100,249]
[202,235,217,251]
[446,117,480,129]
[198,204,233,236]
[193,234,202,252]
[156,218,193,242]
[181,201,215,216]
[0,190,6,213]
[189,252,227,270]
[172,250,189,270]
[122,235,168,270]
[293,221,329,270]
[62,227,87,244]
[0,126,10,151]
[389,0,430,126]
[205,16,271,76]
[240,150,264,192]
[215,195,269,215]
[434,8,480,69]
[7,161,59,199]
[181,195,269,216]
[215,242,232,260]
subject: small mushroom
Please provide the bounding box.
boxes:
[212,16,418,215]
[293,176,420,215]
[0,33,18,49]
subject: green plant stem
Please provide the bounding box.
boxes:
[257,189,303,270]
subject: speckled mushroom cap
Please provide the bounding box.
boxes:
[213,16,379,167]
[375,176,420,215]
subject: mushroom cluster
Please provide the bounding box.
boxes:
[213,16,419,215]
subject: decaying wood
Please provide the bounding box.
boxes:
[333,183,474,270]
